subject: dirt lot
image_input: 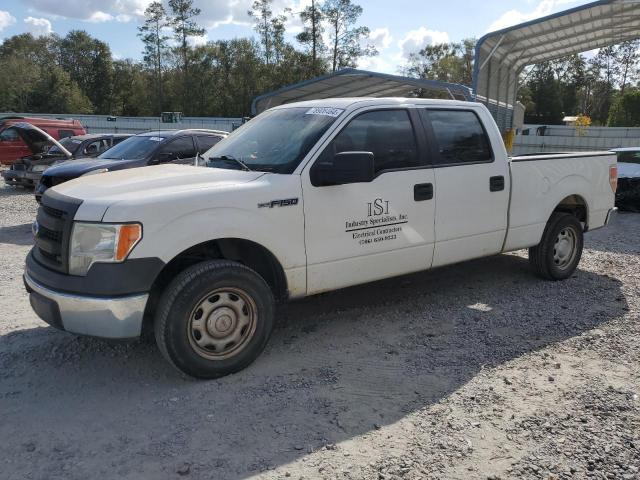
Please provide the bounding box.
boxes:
[0,183,639,480]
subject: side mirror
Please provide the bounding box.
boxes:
[310,151,375,187]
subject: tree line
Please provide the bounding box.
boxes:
[0,0,638,126]
[517,43,640,126]
[0,0,377,118]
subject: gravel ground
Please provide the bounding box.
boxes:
[0,182,638,480]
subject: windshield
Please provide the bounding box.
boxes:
[99,135,165,160]
[203,107,343,173]
[617,151,640,165]
[48,137,81,155]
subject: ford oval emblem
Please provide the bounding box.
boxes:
[32,220,39,237]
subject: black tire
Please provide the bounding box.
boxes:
[529,212,583,280]
[154,260,275,379]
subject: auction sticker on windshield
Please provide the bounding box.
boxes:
[148,137,163,142]
[305,107,344,117]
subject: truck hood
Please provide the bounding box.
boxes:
[7,122,73,158]
[43,157,132,178]
[53,164,266,219]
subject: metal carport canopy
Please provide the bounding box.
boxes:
[251,68,473,115]
[474,0,640,132]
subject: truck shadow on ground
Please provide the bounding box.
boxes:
[0,223,34,245]
[584,212,640,255]
[0,254,628,479]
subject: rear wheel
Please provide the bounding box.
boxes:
[529,212,583,280]
[154,260,275,379]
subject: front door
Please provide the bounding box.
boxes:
[302,108,436,294]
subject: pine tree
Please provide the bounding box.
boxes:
[138,1,169,114]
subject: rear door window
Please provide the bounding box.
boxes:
[195,135,223,152]
[421,110,493,165]
[156,136,197,162]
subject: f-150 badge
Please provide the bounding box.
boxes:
[258,198,299,208]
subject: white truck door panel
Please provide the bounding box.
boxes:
[302,108,436,294]
[419,108,510,267]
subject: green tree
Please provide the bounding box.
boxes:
[111,59,153,116]
[138,1,170,114]
[614,40,640,95]
[59,30,113,114]
[321,0,377,72]
[406,39,475,86]
[525,61,563,124]
[588,46,619,124]
[168,0,205,113]
[608,90,640,127]
[296,0,326,76]
[32,67,93,114]
[248,0,290,67]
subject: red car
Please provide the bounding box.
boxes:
[0,116,86,165]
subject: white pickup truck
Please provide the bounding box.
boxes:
[24,98,617,378]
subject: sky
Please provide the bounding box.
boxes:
[0,0,594,74]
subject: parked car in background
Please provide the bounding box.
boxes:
[611,148,640,212]
[2,131,131,188]
[0,116,85,165]
[35,129,227,201]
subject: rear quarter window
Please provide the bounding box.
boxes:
[422,110,493,165]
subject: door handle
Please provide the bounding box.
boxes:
[490,176,505,192]
[414,183,433,201]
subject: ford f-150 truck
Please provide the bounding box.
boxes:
[24,98,617,378]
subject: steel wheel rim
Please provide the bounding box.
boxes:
[553,226,578,270]
[187,287,257,360]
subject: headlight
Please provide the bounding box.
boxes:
[82,168,109,177]
[69,222,142,276]
[31,165,48,172]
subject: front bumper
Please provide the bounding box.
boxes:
[2,169,33,187]
[605,207,617,225]
[25,171,44,183]
[24,273,148,339]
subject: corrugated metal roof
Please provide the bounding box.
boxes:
[474,0,640,131]
[251,68,473,114]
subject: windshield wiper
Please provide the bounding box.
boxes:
[209,155,252,172]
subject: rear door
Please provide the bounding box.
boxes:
[302,107,436,294]
[418,108,509,267]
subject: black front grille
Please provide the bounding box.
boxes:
[33,190,83,273]
[42,205,64,219]
[40,176,52,188]
[12,164,26,171]
[40,176,66,188]
[39,225,62,243]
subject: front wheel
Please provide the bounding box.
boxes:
[154,260,275,379]
[529,212,584,280]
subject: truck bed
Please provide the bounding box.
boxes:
[504,151,616,252]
